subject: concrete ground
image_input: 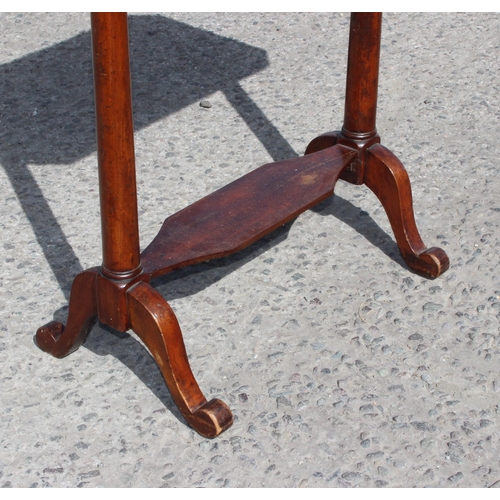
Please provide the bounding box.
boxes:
[0,12,499,487]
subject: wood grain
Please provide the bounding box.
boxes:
[142,145,357,278]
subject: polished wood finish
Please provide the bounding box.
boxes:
[36,12,449,438]
[92,12,142,281]
[343,12,381,138]
[142,145,356,277]
[364,144,449,278]
[128,282,233,438]
[36,267,99,358]
[305,12,449,278]
[306,13,383,186]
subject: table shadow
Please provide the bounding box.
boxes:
[1,13,292,419]
[1,14,281,299]
[4,14,405,418]
[311,194,406,268]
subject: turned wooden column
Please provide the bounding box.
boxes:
[91,12,142,281]
[335,12,383,185]
[91,13,146,332]
[342,12,382,140]
[305,13,384,185]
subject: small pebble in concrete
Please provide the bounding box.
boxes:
[448,472,464,483]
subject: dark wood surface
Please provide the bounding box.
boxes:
[36,12,450,438]
[142,145,356,278]
[128,282,233,438]
[36,267,99,358]
[364,144,449,278]
[343,12,381,138]
[92,12,142,281]
[305,12,449,279]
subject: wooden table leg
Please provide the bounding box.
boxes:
[36,12,233,438]
[306,13,449,278]
[92,13,142,283]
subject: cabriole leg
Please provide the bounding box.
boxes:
[35,267,99,358]
[127,281,233,438]
[364,144,449,278]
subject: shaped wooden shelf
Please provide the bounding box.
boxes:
[142,145,356,278]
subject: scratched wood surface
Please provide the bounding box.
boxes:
[142,145,356,278]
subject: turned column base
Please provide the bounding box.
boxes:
[36,268,234,439]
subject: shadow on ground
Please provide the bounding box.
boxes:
[8,14,406,421]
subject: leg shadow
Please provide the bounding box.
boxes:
[311,192,407,268]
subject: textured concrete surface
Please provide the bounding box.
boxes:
[1,12,499,487]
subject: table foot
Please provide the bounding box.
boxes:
[364,144,449,278]
[35,268,99,358]
[127,281,233,438]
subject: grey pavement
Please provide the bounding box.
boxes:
[0,12,499,487]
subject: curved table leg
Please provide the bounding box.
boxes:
[127,281,233,438]
[305,131,339,155]
[35,268,99,358]
[365,144,449,278]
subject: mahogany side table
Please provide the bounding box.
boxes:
[36,12,449,438]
